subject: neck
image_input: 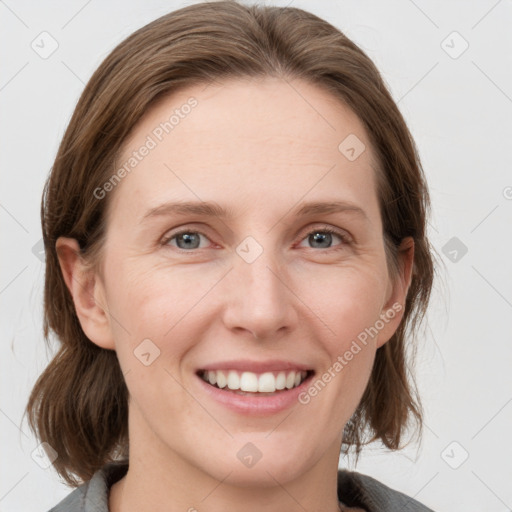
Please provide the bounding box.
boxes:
[109,405,346,512]
[109,456,344,512]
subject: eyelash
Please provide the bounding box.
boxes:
[160,225,352,253]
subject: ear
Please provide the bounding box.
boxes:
[55,237,115,350]
[375,236,415,349]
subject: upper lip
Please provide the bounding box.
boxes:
[197,359,314,374]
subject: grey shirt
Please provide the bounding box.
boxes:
[48,461,435,511]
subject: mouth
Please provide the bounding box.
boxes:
[196,369,315,396]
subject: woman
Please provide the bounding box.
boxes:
[25,1,438,511]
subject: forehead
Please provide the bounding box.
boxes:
[106,76,380,227]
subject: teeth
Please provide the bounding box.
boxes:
[201,369,308,393]
[240,371,259,392]
[216,371,227,389]
[227,371,240,390]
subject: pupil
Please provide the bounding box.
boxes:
[176,232,332,250]
[178,233,199,249]
[311,232,331,248]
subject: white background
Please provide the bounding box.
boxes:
[1,1,511,511]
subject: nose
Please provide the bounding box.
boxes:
[221,247,298,340]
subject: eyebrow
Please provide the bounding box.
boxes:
[141,200,369,223]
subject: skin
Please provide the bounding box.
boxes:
[57,76,413,512]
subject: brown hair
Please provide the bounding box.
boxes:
[24,0,438,487]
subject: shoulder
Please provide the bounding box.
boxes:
[337,469,436,512]
[47,462,128,512]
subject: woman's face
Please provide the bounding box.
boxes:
[71,77,412,485]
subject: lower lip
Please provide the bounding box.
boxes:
[196,372,315,416]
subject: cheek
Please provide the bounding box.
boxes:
[105,264,200,411]
[104,260,222,377]
[105,249,388,364]
[294,262,387,343]
[106,260,204,332]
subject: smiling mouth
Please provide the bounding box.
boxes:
[196,369,314,395]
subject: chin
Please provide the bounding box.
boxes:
[203,452,307,488]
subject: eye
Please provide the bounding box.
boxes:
[297,226,351,250]
[162,230,212,251]
[161,225,352,253]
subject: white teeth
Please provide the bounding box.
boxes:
[240,372,259,392]
[258,372,275,392]
[275,372,286,390]
[285,372,295,389]
[216,370,227,389]
[201,369,308,393]
[227,370,240,390]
